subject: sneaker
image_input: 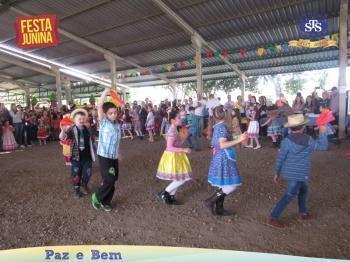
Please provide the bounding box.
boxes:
[20,145,25,149]
[101,204,112,212]
[245,145,253,148]
[254,145,262,150]
[298,213,312,221]
[267,218,285,228]
[91,192,101,209]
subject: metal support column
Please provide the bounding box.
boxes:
[192,35,203,96]
[338,0,348,139]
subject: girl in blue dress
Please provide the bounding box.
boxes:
[205,105,248,216]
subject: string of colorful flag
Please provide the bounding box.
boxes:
[117,33,339,79]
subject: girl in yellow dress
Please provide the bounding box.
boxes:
[156,110,192,205]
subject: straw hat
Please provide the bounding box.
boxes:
[71,108,88,119]
[284,114,309,128]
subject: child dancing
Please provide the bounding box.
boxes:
[59,109,95,197]
[37,115,49,145]
[156,110,192,205]
[246,103,261,149]
[2,120,17,151]
[92,88,122,211]
[205,105,247,216]
[268,114,328,228]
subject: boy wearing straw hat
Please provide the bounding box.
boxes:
[268,114,328,228]
[59,109,96,198]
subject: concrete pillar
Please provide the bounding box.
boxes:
[240,75,246,100]
[191,35,203,96]
[170,82,177,100]
[338,0,348,139]
[63,77,72,104]
[24,86,30,107]
[105,54,126,101]
[52,66,62,109]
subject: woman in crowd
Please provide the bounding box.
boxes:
[292,93,305,114]
[257,96,268,137]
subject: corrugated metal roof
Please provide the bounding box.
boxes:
[0,0,347,92]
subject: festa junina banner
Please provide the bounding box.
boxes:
[0,246,347,262]
[15,14,59,48]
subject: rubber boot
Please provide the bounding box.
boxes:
[169,195,182,205]
[215,192,231,216]
[204,189,221,215]
[158,190,172,205]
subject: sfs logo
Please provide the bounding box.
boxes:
[304,19,322,32]
[299,17,328,35]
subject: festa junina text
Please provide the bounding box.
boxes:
[16,15,58,48]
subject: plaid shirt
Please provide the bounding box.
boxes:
[59,125,95,162]
[97,118,121,159]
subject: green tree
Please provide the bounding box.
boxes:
[259,74,284,98]
[284,73,306,95]
[317,71,328,89]
[180,76,259,97]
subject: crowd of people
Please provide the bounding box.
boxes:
[0,86,341,152]
[0,85,346,228]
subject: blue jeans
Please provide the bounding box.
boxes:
[271,180,308,219]
[71,160,92,190]
[187,134,201,150]
[14,123,24,146]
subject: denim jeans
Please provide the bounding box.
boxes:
[71,160,92,190]
[187,134,201,150]
[271,180,308,219]
[14,123,24,146]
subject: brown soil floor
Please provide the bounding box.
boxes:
[0,137,349,259]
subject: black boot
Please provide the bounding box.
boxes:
[169,195,182,205]
[215,192,231,216]
[158,190,172,205]
[204,189,221,215]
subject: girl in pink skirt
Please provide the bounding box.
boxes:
[2,120,17,151]
[246,103,261,149]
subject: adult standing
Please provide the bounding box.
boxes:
[329,87,339,125]
[224,94,235,114]
[206,94,221,118]
[9,104,24,148]
[205,94,221,139]
[311,88,322,114]
[320,90,331,108]
[193,94,206,136]
[140,102,148,135]
[0,103,12,151]
[234,95,247,132]
[257,96,268,136]
[292,93,305,114]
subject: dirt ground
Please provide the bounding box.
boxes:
[0,137,349,259]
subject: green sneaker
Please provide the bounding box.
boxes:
[91,192,101,209]
[101,204,112,212]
